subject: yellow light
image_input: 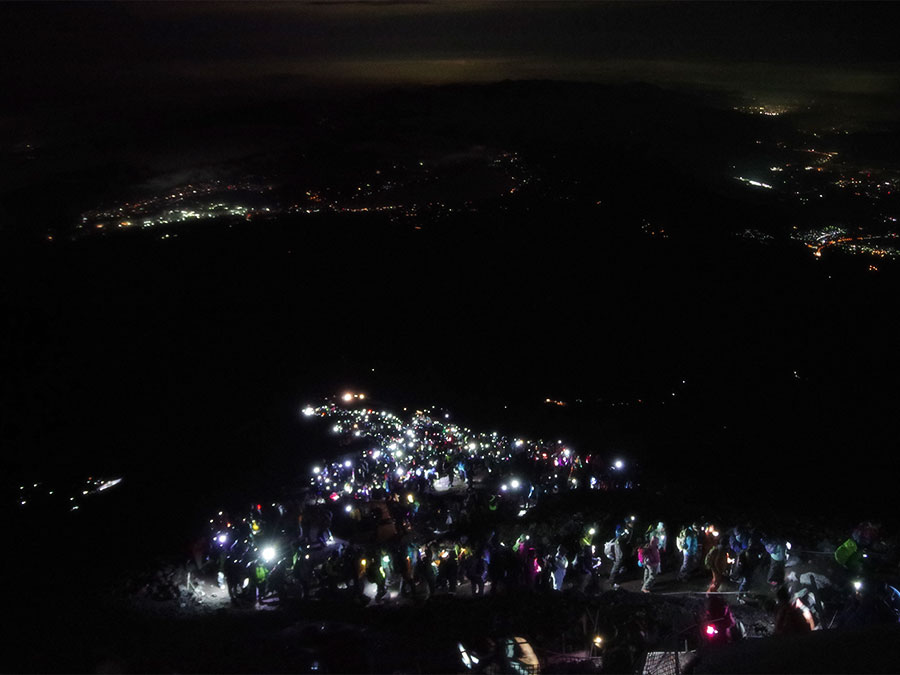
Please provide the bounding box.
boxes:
[593,636,603,646]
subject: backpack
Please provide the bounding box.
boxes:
[676,529,688,552]
[834,538,858,567]
[637,546,646,567]
[604,540,616,560]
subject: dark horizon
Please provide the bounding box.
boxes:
[3,1,900,133]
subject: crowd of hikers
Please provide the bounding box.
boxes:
[187,402,900,664]
[197,482,899,646]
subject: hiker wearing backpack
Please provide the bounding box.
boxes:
[606,526,627,590]
[676,524,700,582]
[640,535,660,593]
[762,535,787,587]
[551,545,569,591]
[705,540,731,593]
[574,541,597,593]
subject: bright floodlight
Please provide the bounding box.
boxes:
[614,460,624,469]
[261,546,276,563]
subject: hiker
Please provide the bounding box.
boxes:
[676,524,701,582]
[762,535,787,587]
[466,547,488,596]
[640,535,660,593]
[705,540,730,594]
[607,526,627,590]
[704,594,740,645]
[551,546,569,591]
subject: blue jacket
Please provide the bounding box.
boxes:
[679,529,699,555]
[730,529,750,553]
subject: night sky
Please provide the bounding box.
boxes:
[3,1,900,133]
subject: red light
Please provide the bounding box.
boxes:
[705,624,718,636]
[257,504,262,511]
